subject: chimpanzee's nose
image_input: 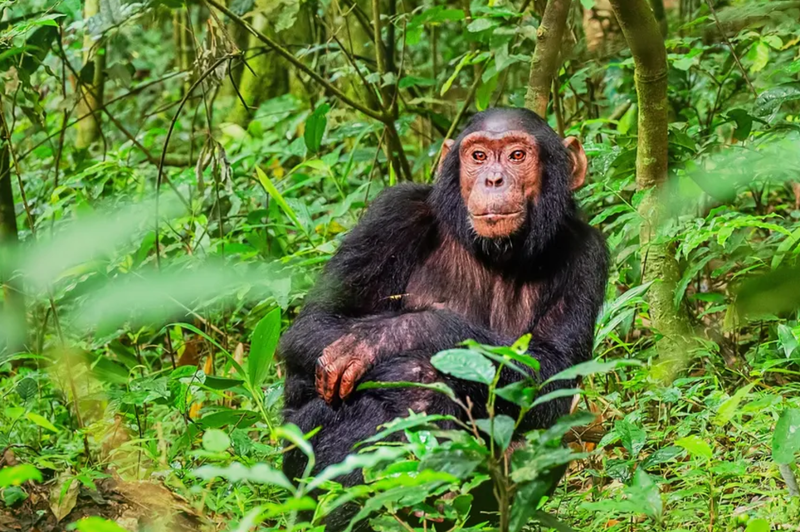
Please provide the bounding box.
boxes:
[485,173,505,188]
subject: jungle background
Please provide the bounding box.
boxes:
[1,0,800,530]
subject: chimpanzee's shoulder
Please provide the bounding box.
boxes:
[360,184,435,229]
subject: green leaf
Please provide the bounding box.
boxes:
[431,348,496,385]
[16,378,36,402]
[441,52,475,96]
[360,413,458,446]
[26,412,58,433]
[194,462,294,491]
[777,324,799,358]
[308,447,407,491]
[467,18,496,33]
[544,359,641,384]
[475,415,515,451]
[70,516,130,532]
[675,435,713,461]
[202,428,231,453]
[304,103,330,154]
[615,420,646,457]
[255,167,309,237]
[249,308,281,389]
[532,387,582,408]
[495,380,535,407]
[745,518,771,532]
[625,469,663,523]
[357,380,456,401]
[510,480,552,532]
[533,511,579,532]
[0,464,42,488]
[198,410,260,430]
[419,449,485,479]
[772,409,800,465]
[754,85,800,118]
[713,382,756,426]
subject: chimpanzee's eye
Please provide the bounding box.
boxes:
[509,150,526,162]
[472,151,487,161]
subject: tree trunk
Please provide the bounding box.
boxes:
[650,0,668,36]
[0,109,26,354]
[76,0,105,149]
[608,0,692,375]
[226,12,290,127]
[525,0,572,118]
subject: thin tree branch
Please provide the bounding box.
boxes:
[704,0,758,98]
[204,0,386,122]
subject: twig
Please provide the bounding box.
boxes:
[704,0,758,98]
[155,53,234,266]
[204,0,386,122]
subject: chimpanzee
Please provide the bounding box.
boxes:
[278,107,608,514]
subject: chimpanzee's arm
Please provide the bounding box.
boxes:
[279,184,501,376]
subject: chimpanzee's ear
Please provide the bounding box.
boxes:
[438,139,455,174]
[563,136,588,190]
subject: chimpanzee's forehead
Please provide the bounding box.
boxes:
[475,113,527,133]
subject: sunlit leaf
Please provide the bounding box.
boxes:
[431,348,496,385]
[248,308,281,389]
[772,409,800,465]
[675,435,713,461]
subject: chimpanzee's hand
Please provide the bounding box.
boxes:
[316,334,378,403]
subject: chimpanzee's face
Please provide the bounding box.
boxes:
[457,128,541,238]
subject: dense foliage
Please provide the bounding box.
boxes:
[1,0,800,530]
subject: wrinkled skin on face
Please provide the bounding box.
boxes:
[440,127,587,239]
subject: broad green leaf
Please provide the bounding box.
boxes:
[16,378,36,402]
[274,424,315,466]
[360,413,457,445]
[496,380,535,407]
[772,408,800,464]
[308,447,407,491]
[675,435,713,461]
[419,449,485,479]
[70,517,130,532]
[199,410,260,429]
[431,348,496,384]
[202,428,231,453]
[194,462,294,491]
[26,412,58,433]
[475,415,515,451]
[0,464,42,488]
[615,420,646,457]
[510,480,552,532]
[249,308,281,389]
[304,103,330,153]
[713,382,756,426]
[777,324,798,358]
[745,518,771,532]
[625,469,663,523]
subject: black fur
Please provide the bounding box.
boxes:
[278,108,609,529]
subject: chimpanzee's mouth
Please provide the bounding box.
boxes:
[471,211,523,222]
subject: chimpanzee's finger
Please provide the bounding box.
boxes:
[339,359,366,399]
